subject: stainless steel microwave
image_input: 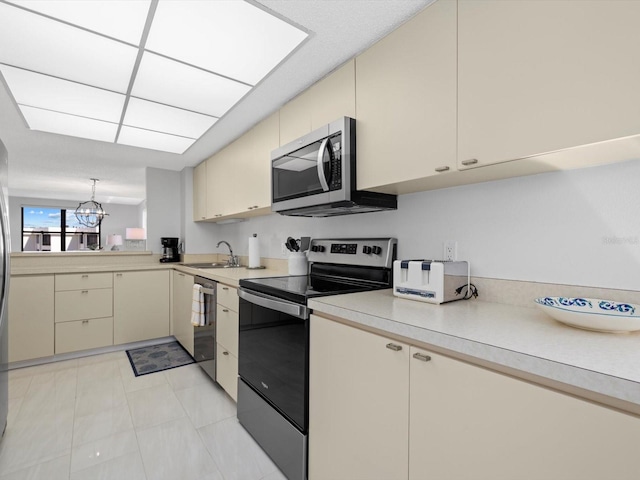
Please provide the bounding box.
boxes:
[271,117,397,217]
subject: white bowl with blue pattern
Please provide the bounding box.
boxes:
[534,297,640,333]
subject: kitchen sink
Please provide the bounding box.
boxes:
[182,262,243,269]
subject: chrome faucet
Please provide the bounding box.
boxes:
[216,240,240,267]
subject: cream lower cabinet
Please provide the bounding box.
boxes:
[216,283,238,401]
[8,275,55,362]
[54,272,113,354]
[309,315,409,480]
[309,315,640,480]
[113,270,170,345]
[172,271,194,356]
[458,0,640,170]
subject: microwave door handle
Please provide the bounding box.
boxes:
[316,137,331,192]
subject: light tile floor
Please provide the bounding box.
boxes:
[0,351,286,480]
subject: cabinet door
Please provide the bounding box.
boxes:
[309,60,355,131]
[172,271,194,356]
[113,270,170,345]
[54,288,112,322]
[216,284,238,311]
[216,304,238,357]
[216,343,238,401]
[355,0,456,193]
[55,317,113,354]
[279,60,356,146]
[409,346,640,480]
[458,0,640,169]
[205,150,230,219]
[233,113,279,215]
[8,275,54,362]
[193,161,207,221]
[309,315,409,480]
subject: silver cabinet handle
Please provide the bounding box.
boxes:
[81,290,89,294]
[222,309,229,313]
[386,343,403,352]
[413,352,431,362]
[435,166,450,173]
[222,287,229,291]
[461,158,479,166]
[116,273,123,277]
[82,320,89,324]
[81,274,89,278]
[223,351,229,356]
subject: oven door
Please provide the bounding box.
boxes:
[237,287,309,432]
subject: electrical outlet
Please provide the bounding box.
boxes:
[444,241,457,261]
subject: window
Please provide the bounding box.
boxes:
[22,206,101,252]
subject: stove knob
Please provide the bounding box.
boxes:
[311,245,319,252]
[372,246,382,255]
[317,245,326,252]
[363,246,372,254]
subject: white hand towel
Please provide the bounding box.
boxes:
[191,284,205,327]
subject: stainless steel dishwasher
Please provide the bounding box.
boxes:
[194,276,216,381]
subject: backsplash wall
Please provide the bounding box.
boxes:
[206,158,640,291]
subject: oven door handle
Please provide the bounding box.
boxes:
[238,287,309,320]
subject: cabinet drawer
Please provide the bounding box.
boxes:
[217,304,238,357]
[55,316,113,354]
[217,283,238,311]
[216,342,238,401]
[55,288,113,322]
[55,272,112,291]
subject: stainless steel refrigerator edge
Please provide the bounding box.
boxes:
[0,139,10,440]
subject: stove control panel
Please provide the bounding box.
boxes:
[307,238,397,268]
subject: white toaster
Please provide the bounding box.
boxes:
[393,260,470,304]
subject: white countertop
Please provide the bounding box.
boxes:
[309,290,640,407]
[174,265,286,287]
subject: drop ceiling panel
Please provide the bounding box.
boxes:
[118,125,195,154]
[146,0,308,85]
[20,106,118,143]
[5,0,151,44]
[124,98,217,139]
[0,65,125,123]
[0,2,138,92]
[132,52,252,117]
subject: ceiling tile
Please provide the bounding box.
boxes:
[146,0,307,85]
[0,2,138,92]
[5,0,151,45]
[118,125,195,154]
[124,98,217,139]
[132,52,251,117]
[20,105,118,143]
[0,65,125,123]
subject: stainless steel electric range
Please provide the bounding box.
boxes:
[237,238,397,480]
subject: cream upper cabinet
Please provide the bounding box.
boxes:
[279,60,355,146]
[172,271,194,356]
[227,113,279,216]
[355,0,456,193]
[8,275,54,363]
[113,270,170,345]
[409,346,640,480]
[309,314,409,480]
[309,315,640,480]
[458,0,640,169]
[193,161,207,222]
[205,147,231,219]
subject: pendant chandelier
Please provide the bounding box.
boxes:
[75,178,108,228]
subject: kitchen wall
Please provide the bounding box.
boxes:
[191,158,640,292]
[145,167,181,254]
[8,196,140,251]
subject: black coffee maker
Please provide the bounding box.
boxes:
[160,237,180,263]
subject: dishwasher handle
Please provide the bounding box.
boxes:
[238,287,309,320]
